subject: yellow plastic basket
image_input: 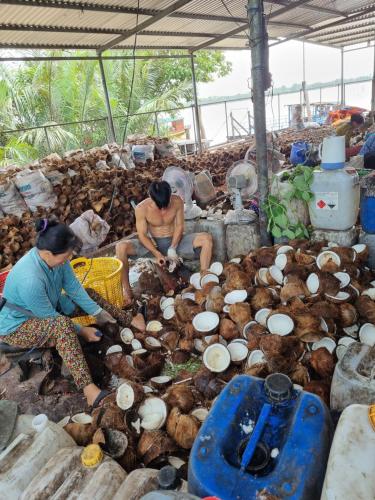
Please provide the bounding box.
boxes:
[71,257,123,327]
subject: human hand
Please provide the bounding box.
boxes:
[94,309,116,325]
[155,252,166,267]
[167,247,178,260]
[80,326,102,342]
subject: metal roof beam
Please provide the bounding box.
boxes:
[98,0,193,53]
[190,0,313,52]
[304,14,375,39]
[270,5,375,47]
[312,26,375,44]
[267,0,347,18]
[316,30,375,46]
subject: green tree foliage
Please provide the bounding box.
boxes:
[0,50,231,166]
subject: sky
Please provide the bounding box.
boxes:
[198,40,375,98]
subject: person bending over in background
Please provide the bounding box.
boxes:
[0,219,144,408]
[335,113,364,148]
[116,180,213,304]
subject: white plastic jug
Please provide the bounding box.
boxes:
[330,343,375,412]
[0,415,75,500]
[319,136,345,170]
[309,167,360,231]
[21,446,126,500]
[321,404,375,500]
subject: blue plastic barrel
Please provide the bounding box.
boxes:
[188,374,333,500]
[360,192,375,233]
[290,142,309,165]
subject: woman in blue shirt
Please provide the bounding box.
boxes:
[0,218,134,408]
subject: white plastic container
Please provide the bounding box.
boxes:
[319,136,345,170]
[321,404,375,500]
[0,415,75,500]
[309,167,360,230]
[330,342,375,412]
[21,446,126,500]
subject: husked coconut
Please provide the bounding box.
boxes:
[137,430,177,466]
[280,279,307,303]
[229,302,252,329]
[220,318,240,341]
[116,380,144,410]
[251,288,274,311]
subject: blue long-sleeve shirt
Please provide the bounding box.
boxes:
[0,247,102,335]
[359,133,375,156]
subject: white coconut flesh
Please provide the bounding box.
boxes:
[306,273,320,294]
[230,257,241,264]
[209,262,223,276]
[71,413,92,424]
[131,339,143,351]
[227,342,249,362]
[194,339,205,352]
[334,272,351,289]
[362,288,375,300]
[224,289,247,305]
[146,321,163,333]
[145,337,162,349]
[223,305,231,313]
[139,398,167,430]
[242,321,258,338]
[267,314,294,336]
[143,386,154,394]
[232,338,248,346]
[193,311,220,333]
[338,336,356,347]
[317,251,341,270]
[247,349,265,367]
[190,272,202,289]
[359,323,375,347]
[159,296,168,308]
[258,268,269,285]
[116,383,136,410]
[325,292,350,302]
[343,324,359,338]
[275,253,287,270]
[320,318,329,333]
[269,265,283,285]
[182,292,195,301]
[160,297,174,311]
[349,285,360,297]
[203,344,230,372]
[352,244,366,255]
[132,349,148,356]
[219,336,228,346]
[163,306,175,320]
[120,328,134,344]
[371,280,375,287]
[58,416,71,427]
[336,344,348,361]
[191,408,209,422]
[254,308,271,327]
[150,376,171,385]
[312,337,336,354]
[201,273,220,288]
[169,456,186,469]
[106,345,122,355]
[277,245,294,255]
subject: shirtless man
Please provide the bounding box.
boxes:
[116,180,213,302]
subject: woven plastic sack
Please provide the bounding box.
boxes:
[0,180,28,216]
[132,144,154,164]
[70,210,110,253]
[15,169,57,211]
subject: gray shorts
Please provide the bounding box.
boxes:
[128,233,201,260]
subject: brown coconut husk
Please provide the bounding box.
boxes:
[224,270,249,292]
[338,303,358,327]
[294,250,316,266]
[280,279,308,303]
[137,430,178,465]
[175,297,201,323]
[170,350,191,364]
[310,347,335,378]
[220,318,240,341]
[160,330,180,351]
[251,288,274,311]
[304,379,331,407]
[166,408,200,450]
[206,287,225,313]
[245,362,270,378]
[293,312,324,342]
[165,385,196,413]
[228,302,252,329]
[290,363,310,386]
[316,271,341,296]
[255,247,276,267]
[64,422,95,446]
[330,246,355,265]
[92,403,127,432]
[309,301,339,320]
[356,296,375,323]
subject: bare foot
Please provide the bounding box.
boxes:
[83,383,102,406]
[79,326,101,342]
[131,313,146,332]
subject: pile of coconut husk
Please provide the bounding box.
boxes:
[276,126,334,158]
[50,239,375,476]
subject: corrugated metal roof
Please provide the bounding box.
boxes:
[0,0,373,51]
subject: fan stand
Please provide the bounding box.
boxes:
[184,199,202,220]
[225,187,257,225]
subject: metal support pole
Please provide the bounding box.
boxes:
[98,55,116,143]
[302,42,311,120]
[190,54,202,153]
[371,43,375,114]
[224,101,229,140]
[277,94,281,130]
[341,47,345,106]
[248,0,271,245]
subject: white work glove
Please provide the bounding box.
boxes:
[167,247,182,272]
[94,309,116,325]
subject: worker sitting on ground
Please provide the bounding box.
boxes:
[116,180,213,304]
[335,113,364,148]
[0,219,145,408]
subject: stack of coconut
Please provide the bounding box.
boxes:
[59,239,375,475]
